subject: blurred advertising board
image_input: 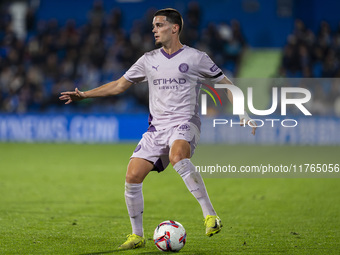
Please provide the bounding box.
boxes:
[0,114,340,144]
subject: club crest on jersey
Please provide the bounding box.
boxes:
[179,63,189,73]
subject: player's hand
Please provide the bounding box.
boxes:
[240,118,257,135]
[59,88,86,104]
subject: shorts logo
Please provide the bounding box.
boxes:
[179,63,189,73]
[178,124,190,131]
[210,64,218,72]
[134,144,141,152]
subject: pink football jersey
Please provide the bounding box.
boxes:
[124,45,224,130]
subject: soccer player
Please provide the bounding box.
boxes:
[59,8,256,250]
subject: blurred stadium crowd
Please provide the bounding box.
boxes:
[0,1,245,114]
[0,1,339,116]
[279,19,340,116]
[280,20,340,78]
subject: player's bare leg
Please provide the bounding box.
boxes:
[119,158,153,250]
[169,139,191,165]
[170,140,222,237]
[126,157,153,183]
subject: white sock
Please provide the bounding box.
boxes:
[173,158,216,217]
[125,182,143,237]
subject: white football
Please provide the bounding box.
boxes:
[153,220,187,252]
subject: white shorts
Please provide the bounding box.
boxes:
[131,122,200,172]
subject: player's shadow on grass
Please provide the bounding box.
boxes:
[79,251,163,255]
[79,250,167,255]
[80,251,194,255]
[79,250,124,255]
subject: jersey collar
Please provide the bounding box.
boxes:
[160,46,185,59]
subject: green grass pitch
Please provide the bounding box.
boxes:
[0,143,339,254]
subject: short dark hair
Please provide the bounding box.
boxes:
[154,8,183,34]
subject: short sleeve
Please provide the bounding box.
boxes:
[197,53,224,83]
[123,55,147,84]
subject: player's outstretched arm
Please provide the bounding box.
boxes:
[59,76,133,104]
[218,76,257,135]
